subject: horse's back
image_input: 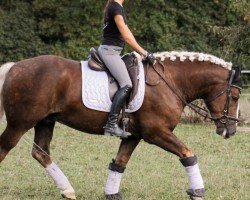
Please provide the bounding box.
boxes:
[10,55,80,71]
[5,55,81,95]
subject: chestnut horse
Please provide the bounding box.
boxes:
[0,52,242,200]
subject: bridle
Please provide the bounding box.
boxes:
[205,70,242,124]
[146,59,242,124]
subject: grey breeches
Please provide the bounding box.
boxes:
[98,45,132,88]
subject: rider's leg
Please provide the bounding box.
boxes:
[104,85,132,138]
[98,45,132,88]
[98,45,132,138]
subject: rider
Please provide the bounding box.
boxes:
[98,0,155,138]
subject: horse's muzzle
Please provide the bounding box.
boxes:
[216,121,236,139]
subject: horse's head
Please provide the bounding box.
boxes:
[205,66,243,139]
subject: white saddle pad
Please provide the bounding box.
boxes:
[81,61,145,113]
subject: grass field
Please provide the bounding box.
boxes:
[0,122,249,200]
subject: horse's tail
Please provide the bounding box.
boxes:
[0,62,15,121]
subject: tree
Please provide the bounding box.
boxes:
[0,0,249,69]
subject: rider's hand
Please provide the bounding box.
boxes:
[143,51,156,65]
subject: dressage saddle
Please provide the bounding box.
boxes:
[87,47,140,103]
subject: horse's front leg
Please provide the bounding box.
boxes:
[105,137,141,200]
[144,128,205,200]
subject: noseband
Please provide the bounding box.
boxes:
[148,59,242,124]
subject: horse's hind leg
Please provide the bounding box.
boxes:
[0,125,25,162]
[105,138,140,200]
[32,118,76,200]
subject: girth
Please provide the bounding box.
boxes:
[87,47,140,103]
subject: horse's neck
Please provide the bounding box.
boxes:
[169,62,229,103]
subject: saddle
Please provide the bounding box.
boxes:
[87,47,140,103]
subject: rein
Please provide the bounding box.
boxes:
[147,59,242,124]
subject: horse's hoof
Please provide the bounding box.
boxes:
[105,192,122,200]
[187,188,205,200]
[61,189,76,200]
[189,196,204,200]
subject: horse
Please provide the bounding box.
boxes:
[0,51,242,200]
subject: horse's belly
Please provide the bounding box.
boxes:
[56,106,108,135]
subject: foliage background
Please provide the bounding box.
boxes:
[0,0,249,69]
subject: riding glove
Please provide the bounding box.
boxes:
[144,52,156,65]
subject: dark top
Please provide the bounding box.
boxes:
[101,2,127,48]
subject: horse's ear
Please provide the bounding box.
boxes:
[232,64,243,88]
[236,64,242,76]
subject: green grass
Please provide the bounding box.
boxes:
[0,123,249,200]
[241,94,250,101]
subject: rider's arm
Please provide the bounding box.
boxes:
[114,14,147,57]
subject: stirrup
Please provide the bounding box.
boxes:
[104,125,131,138]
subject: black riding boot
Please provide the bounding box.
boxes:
[104,85,132,138]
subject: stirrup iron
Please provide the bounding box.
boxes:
[104,125,131,138]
